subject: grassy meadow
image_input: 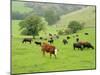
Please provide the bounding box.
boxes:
[12,2,96,74]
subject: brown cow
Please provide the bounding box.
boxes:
[41,43,58,58]
[79,41,94,49]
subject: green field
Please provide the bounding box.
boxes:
[12,5,96,74]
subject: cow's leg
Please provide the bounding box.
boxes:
[54,54,56,59]
[54,49,57,58]
[73,45,75,50]
[30,41,31,44]
[22,40,24,43]
[80,48,83,51]
[43,51,45,56]
[50,53,52,58]
[74,47,75,50]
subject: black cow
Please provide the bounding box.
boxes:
[22,38,33,44]
[84,33,89,35]
[49,33,52,36]
[67,36,70,39]
[62,39,68,45]
[73,42,83,50]
[76,34,79,37]
[40,37,43,40]
[48,38,54,44]
[34,41,41,46]
[76,38,79,42]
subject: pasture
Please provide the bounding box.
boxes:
[12,2,96,74]
[12,21,96,74]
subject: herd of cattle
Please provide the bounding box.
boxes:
[22,32,94,58]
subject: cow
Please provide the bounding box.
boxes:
[76,38,79,42]
[41,43,58,58]
[34,41,41,46]
[40,37,43,40]
[84,33,89,35]
[22,38,33,44]
[48,38,54,44]
[54,34,59,39]
[62,39,68,45]
[67,36,70,39]
[76,34,79,37]
[49,33,52,36]
[73,42,83,50]
[79,41,94,49]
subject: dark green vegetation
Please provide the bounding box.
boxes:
[19,15,48,36]
[68,21,84,33]
[12,1,86,25]
[12,1,96,74]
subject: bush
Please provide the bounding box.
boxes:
[68,21,84,33]
[19,14,48,36]
[64,28,73,35]
[58,30,64,35]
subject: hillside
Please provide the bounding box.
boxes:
[55,6,96,28]
[12,1,86,24]
[12,1,33,13]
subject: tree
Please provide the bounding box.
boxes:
[44,9,60,25]
[19,14,48,37]
[68,21,84,33]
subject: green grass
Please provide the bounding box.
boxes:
[12,27,96,74]
[12,6,96,74]
[12,20,21,36]
[12,1,33,13]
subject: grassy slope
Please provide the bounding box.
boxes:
[12,1,33,13]
[55,6,96,28]
[12,28,95,74]
[12,6,96,74]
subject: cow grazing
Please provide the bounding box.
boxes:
[22,38,33,44]
[41,43,58,58]
[62,39,68,45]
[49,33,52,36]
[67,36,70,39]
[79,41,94,49]
[76,38,79,42]
[34,41,41,46]
[76,34,79,37]
[48,38,54,44]
[73,42,83,50]
[84,33,89,35]
[40,37,43,40]
[54,34,59,39]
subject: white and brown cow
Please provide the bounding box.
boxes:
[41,43,58,58]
